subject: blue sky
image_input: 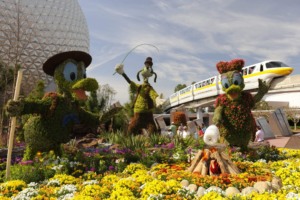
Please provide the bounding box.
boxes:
[78,0,300,104]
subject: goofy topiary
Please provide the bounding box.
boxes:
[6,51,99,160]
[115,57,159,135]
[212,59,269,150]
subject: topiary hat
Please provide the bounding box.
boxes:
[216,59,244,74]
[43,51,92,76]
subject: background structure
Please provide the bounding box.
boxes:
[0,0,90,139]
[0,0,89,95]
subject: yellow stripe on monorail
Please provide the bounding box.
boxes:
[179,91,192,97]
[194,83,216,92]
[243,67,293,78]
[170,97,178,101]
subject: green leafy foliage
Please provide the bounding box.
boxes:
[174,84,187,92]
[231,145,286,162]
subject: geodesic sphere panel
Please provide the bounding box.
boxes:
[0,0,89,94]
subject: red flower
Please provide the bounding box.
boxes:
[216,59,245,74]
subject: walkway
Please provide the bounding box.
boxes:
[266,133,300,149]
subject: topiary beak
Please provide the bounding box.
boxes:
[72,78,99,100]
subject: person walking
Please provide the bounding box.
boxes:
[255,126,265,142]
[182,126,190,138]
[201,123,207,133]
[169,121,177,136]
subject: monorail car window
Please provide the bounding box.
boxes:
[266,61,286,68]
[249,66,255,74]
[260,64,263,72]
[195,82,201,88]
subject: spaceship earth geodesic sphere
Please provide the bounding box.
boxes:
[0,0,89,95]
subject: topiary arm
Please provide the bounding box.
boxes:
[122,73,132,84]
[6,98,52,116]
[254,79,269,103]
[23,99,53,115]
[213,105,224,125]
[115,64,132,84]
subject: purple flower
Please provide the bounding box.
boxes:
[108,166,115,171]
[167,142,175,149]
[116,149,126,154]
[20,160,33,165]
[90,167,96,172]
[142,153,147,157]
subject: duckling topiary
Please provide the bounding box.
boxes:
[212,59,269,150]
[7,51,100,160]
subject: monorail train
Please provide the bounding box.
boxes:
[168,60,294,107]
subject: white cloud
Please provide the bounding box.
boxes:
[79,0,300,104]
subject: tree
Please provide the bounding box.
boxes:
[26,80,45,100]
[85,90,100,113]
[254,100,272,110]
[284,107,300,131]
[252,101,272,121]
[0,0,48,138]
[174,84,187,92]
[0,61,15,142]
[97,84,116,113]
[94,84,123,132]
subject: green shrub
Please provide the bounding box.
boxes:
[9,163,55,183]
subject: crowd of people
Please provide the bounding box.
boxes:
[165,122,207,139]
[165,122,265,143]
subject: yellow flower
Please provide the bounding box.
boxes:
[73,194,96,200]
[0,180,27,193]
[50,174,79,185]
[123,163,147,175]
[200,191,226,200]
[76,184,110,199]
[131,169,153,184]
[108,187,136,200]
[140,179,181,199]
[100,174,121,186]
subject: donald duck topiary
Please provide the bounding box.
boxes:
[212,59,269,150]
[6,51,100,160]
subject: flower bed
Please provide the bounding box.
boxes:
[0,146,300,199]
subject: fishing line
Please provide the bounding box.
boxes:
[113,43,159,75]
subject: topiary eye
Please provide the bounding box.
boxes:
[232,72,243,86]
[70,72,76,80]
[63,62,78,81]
[221,76,230,89]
